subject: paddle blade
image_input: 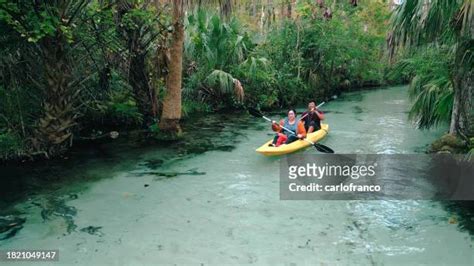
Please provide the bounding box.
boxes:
[313,143,335,153]
[248,107,264,118]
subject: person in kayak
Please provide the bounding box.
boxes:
[301,100,325,133]
[270,109,306,147]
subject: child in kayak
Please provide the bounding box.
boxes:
[270,109,306,147]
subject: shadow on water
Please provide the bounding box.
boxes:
[352,106,364,114]
[0,112,258,198]
[0,215,25,240]
[336,92,364,102]
[80,226,104,237]
[32,196,78,234]
[134,168,206,181]
[0,111,264,239]
[442,201,474,238]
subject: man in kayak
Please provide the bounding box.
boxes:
[270,109,306,147]
[301,100,325,133]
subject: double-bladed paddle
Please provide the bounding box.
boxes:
[299,101,325,121]
[248,107,335,154]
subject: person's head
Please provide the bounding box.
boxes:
[287,109,296,120]
[308,100,316,110]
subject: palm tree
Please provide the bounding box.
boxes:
[390,0,473,138]
[158,1,243,134]
[0,0,93,156]
[184,11,250,106]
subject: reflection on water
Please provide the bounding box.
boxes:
[0,86,472,265]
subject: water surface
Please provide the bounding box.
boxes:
[1,86,472,265]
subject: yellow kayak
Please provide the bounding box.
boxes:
[256,124,329,156]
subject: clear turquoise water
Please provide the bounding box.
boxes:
[0,86,472,265]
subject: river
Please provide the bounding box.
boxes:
[0,86,473,265]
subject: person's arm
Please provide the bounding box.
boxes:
[300,110,312,121]
[315,109,325,120]
[271,119,284,132]
[300,111,308,120]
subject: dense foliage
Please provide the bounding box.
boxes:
[389,0,473,139]
[390,46,453,129]
[182,1,391,110]
[0,0,404,159]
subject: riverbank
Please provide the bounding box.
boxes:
[0,81,408,163]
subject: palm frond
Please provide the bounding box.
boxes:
[241,56,269,78]
[204,69,244,103]
[408,77,453,128]
[391,0,465,47]
[205,69,234,94]
[391,46,454,129]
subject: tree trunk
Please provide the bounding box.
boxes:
[280,1,284,18]
[264,0,274,29]
[450,71,474,138]
[260,5,265,32]
[287,0,292,18]
[35,37,75,157]
[98,65,111,93]
[159,0,184,135]
[219,0,232,21]
[317,0,324,8]
[252,0,257,17]
[296,19,301,79]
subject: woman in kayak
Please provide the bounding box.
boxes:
[270,109,306,147]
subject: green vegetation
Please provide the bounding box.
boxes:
[388,0,473,153]
[389,0,473,142]
[0,0,472,160]
[390,46,453,129]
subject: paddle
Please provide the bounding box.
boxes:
[248,107,335,154]
[299,102,325,121]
